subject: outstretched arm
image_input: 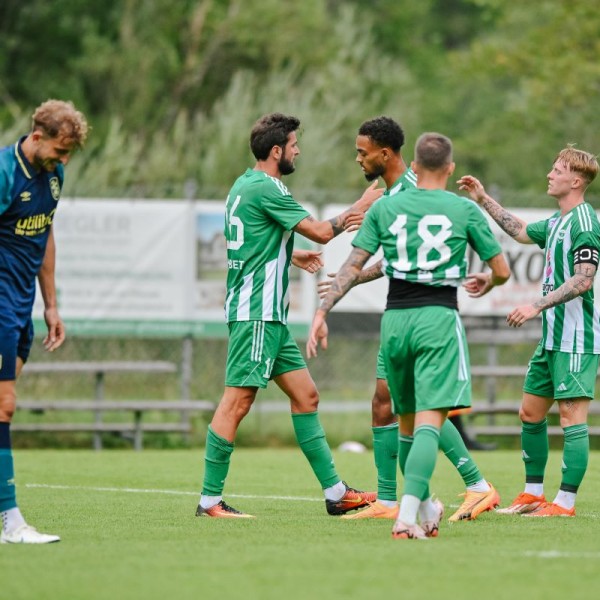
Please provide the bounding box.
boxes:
[507,260,597,327]
[306,247,372,358]
[457,175,532,244]
[317,259,384,298]
[294,181,383,244]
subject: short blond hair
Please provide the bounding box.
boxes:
[32,99,89,148]
[555,146,599,186]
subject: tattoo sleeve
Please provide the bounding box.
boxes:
[327,215,345,237]
[481,197,524,238]
[355,259,384,286]
[319,248,371,313]
[533,262,597,311]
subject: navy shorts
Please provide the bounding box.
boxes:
[0,311,34,380]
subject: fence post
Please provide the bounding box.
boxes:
[180,335,194,442]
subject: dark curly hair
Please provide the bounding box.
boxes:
[250,113,300,160]
[358,116,404,153]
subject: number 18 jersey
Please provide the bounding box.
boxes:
[353,187,501,290]
[223,169,309,324]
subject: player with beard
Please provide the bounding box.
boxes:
[308,132,510,538]
[317,117,503,523]
[0,99,88,544]
[196,113,382,518]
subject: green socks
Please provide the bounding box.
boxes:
[201,426,234,496]
[373,423,399,502]
[521,419,548,484]
[402,425,440,501]
[439,419,483,487]
[561,424,589,492]
[291,412,339,489]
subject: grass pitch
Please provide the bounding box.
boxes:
[3,449,598,600]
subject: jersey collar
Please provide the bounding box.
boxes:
[14,136,34,180]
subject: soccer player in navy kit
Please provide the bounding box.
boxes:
[0,99,88,544]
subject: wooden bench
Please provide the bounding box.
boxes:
[19,361,188,450]
[14,400,216,450]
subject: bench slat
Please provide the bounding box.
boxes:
[25,361,177,374]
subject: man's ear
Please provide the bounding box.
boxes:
[571,174,585,191]
[447,161,456,176]
[271,145,282,161]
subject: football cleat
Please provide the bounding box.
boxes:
[448,483,500,522]
[326,482,377,515]
[496,492,546,515]
[391,519,427,540]
[195,500,255,518]
[421,497,445,538]
[521,502,575,518]
[340,500,398,520]
[0,524,60,544]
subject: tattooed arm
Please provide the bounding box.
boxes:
[306,248,372,358]
[507,261,597,327]
[457,175,533,244]
[317,259,384,299]
[294,181,383,244]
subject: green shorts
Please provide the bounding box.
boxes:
[380,306,471,415]
[225,321,306,388]
[376,347,387,380]
[523,342,598,400]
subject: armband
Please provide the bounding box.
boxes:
[573,246,599,267]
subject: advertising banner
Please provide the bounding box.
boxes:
[34,199,316,337]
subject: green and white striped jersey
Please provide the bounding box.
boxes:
[223,169,309,324]
[353,187,501,287]
[527,202,600,353]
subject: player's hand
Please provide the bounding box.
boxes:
[292,250,323,274]
[343,211,364,232]
[506,304,540,328]
[43,307,66,351]
[463,272,494,298]
[317,273,337,299]
[353,180,384,213]
[306,310,329,358]
[457,175,486,204]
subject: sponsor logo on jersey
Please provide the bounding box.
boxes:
[49,177,61,201]
[20,191,32,202]
[14,209,56,236]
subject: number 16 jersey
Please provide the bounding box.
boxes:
[223,168,309,324]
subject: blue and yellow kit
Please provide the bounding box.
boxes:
[0,137,63,317]
[0,137,64,378]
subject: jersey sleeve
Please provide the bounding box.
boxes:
[261,179,310,231]
[571,204,600,252]
[0,153,13,216]
[526,218,549,249]
[466,203,503,261]
[352,205,381,255]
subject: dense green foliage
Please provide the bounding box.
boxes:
[1,0,599,203]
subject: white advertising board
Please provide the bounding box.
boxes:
[33,199,316,337]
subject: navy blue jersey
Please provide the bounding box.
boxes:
[0,137,64,317]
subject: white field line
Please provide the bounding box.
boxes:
[25,482,321,502]
[23,484,600,519]
[523,551,600,559]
